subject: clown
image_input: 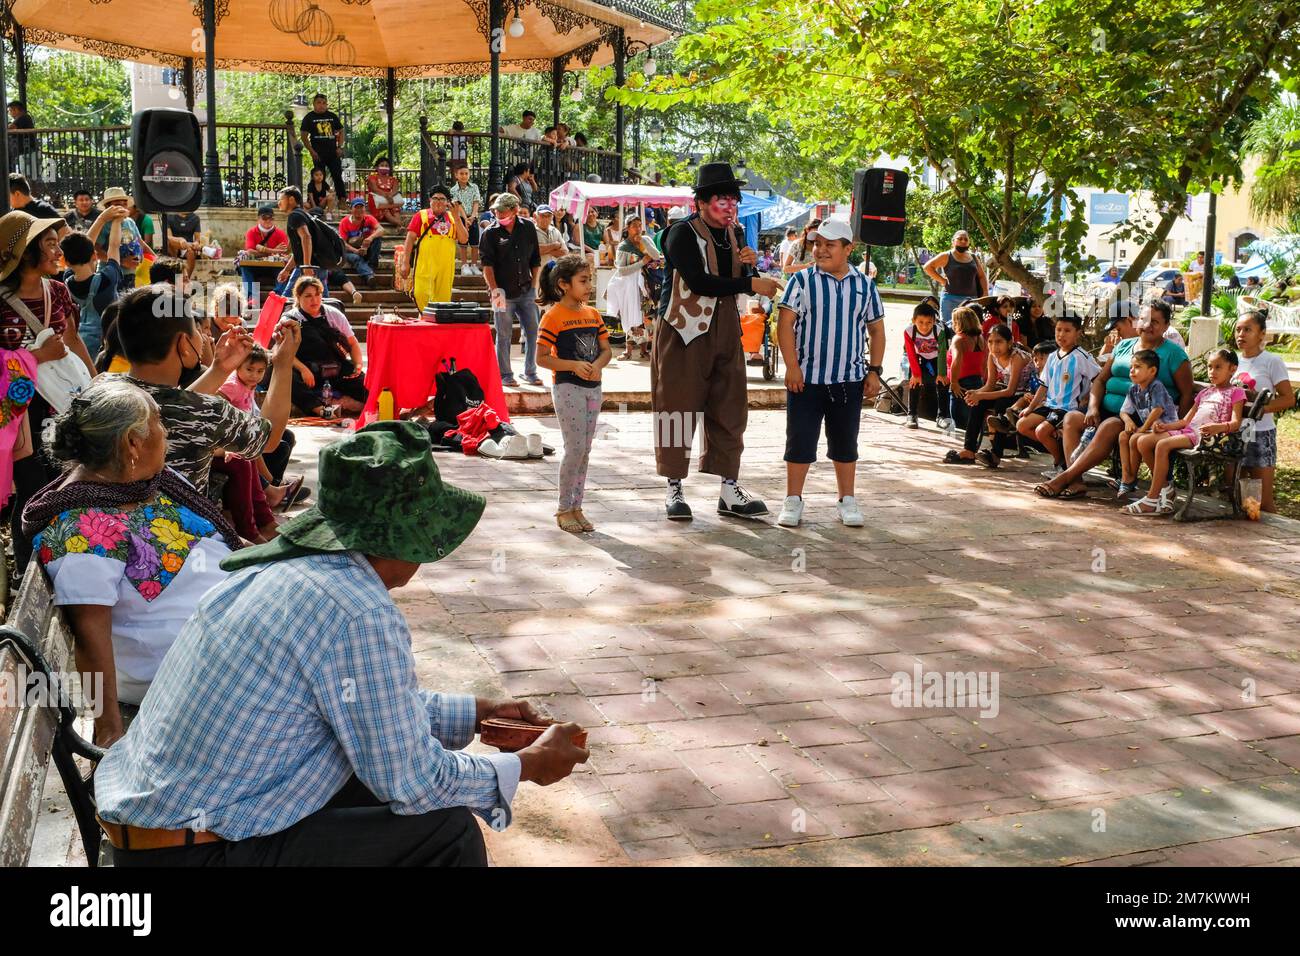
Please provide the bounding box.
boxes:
[653,162,781,520]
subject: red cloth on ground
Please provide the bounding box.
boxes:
[358,321,509,428]
[212,456,274,540]
[451,403,501,456]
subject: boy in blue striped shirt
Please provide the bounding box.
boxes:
[775,219,886,527]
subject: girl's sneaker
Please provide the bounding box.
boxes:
[936,416,954,431]
[906,416,919,429]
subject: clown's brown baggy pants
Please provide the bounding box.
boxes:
[651,295,747,480]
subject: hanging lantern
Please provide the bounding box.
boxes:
[269,0,311,33]
[297,4,335,47]
[326,34,356,67]
[570,85,583,102]
[643,56,657,77]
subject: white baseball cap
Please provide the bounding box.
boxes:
[810,219,854,243]
[667,205,687,221]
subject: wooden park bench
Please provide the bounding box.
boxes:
[0,562,105,867]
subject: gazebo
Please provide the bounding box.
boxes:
[0,0,683,206]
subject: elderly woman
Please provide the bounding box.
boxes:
[1037,300,1194,500]
[20,378,243,745]
[285,275,367,418]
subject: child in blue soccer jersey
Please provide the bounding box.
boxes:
[1015,315,1100,477]
[774,220,886,529]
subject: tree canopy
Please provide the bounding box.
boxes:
[616,0,1299,299]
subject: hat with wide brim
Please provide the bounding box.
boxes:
[98,186,133,208]
[693,161,747,194]
[0,210,68,282]
[221,421,486,572]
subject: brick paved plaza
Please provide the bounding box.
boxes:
[374,406,1300,866]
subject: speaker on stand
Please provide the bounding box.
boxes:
[131,109,203,264]
[851,168,910,280]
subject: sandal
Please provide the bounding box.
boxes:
[1123,495,1170,516]
[573,508,595,532]
[618,349,634,361]
[556,510,585,533]
[975,450,1000,469]
[943,450,977,465]
[276,475,306,512]
[1035,482,1088,499]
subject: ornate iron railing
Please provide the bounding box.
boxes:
[211,122,299,208]
[418,124,623,207]
[8,126,133,209]
[8,121,622,210]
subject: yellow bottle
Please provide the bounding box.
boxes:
[377,388,395,421]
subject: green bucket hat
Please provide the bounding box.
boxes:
[221,421,485,572]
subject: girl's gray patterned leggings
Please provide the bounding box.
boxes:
[554,383,602,511]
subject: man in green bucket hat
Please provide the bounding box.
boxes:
[93,421,589,866]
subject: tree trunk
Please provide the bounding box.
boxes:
[992,251,1046,304]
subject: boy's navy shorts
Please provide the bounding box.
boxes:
[785,379,865,464]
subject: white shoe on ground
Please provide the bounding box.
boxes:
[777,496,803,527]
[837,496,865,527]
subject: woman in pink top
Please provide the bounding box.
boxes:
[1127,348,1246,516]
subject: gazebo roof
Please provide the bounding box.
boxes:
[7,0,682,78]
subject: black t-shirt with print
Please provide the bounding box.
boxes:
[301,110,343,157]
[166,212,201,243]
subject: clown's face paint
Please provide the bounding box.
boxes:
[700,194,739,227]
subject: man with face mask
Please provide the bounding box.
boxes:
[655,162,782,521]
[110,285,301,495]
[923,229,988,332]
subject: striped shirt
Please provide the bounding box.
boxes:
[95,550,520,840]
[779,266,884,385]
[1042,346,1101,411]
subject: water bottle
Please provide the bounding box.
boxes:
[322,379,336,416]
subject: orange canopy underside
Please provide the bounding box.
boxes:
[10,0,675,77]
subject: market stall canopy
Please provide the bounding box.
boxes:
[1238,234,1300,279]
[6,0,680,77]
[548,179,695,220]
[737,190,779,249]
[760,194,814,232]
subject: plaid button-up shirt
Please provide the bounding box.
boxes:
[95,551,520,841]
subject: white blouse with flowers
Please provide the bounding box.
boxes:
[34,493,231,704]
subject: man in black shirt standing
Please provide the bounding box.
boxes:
[480,193,542,386]
[655,162,780,521]
[299,93,347,203]
[64,189,97,232]
[7,100,35,177]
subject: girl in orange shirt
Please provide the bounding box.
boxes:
[537,255,611,533]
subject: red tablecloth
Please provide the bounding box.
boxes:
[358,321,510,427]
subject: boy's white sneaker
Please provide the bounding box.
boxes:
[837,496,865,527]
[461,263,473,276]
[777,496,803,527]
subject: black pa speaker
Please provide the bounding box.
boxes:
[131,109,203,213]
[851,168,909,246]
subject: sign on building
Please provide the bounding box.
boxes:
[1090,193,1130,224]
